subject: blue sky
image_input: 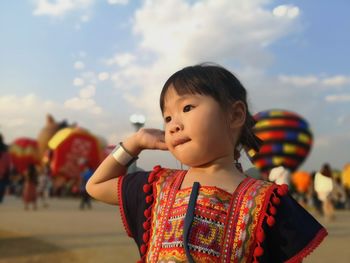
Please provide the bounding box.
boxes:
[0,0,349,172]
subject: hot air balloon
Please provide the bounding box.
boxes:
[48,127,101,179]
[342,163,350,189]
[246,109,313,176]
[9,138,40,174]
[292,170,311,194]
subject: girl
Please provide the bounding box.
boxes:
[87,64,327,262]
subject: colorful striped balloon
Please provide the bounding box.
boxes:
[247,110,313,175]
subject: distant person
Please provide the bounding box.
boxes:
[0,134,11,203]
[86,64,327,262]
[22,164,38,210]
[310,171,323,215]
[37,164,51,208]
[332,177,346,209]
[315,163,335,221]
[268,166,290,186]
[80,163,93,210]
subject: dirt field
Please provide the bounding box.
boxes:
[0,195,349,262]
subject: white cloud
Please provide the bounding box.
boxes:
[98,72,110,81]
[73,77,84,86]
[0,94,124,146]
[273,5,300,19]
[0,95,58,141]
[105,53,135,67]
[81,71,97,84]
[279,74,350,87]
[64,97,102,114]
[322,75,350,86]
[79,51,87,58]
[279,75,319,86]
[325,94,350,103]
[79,85,96,98]
[131,0,300,66]
[33,0,94,17]
[80,14,90,22]
[74,61,85,70]
[107,0,128,5]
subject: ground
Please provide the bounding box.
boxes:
[0,196,349,262]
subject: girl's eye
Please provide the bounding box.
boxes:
[183,105,193,112]
[164,116,171,123]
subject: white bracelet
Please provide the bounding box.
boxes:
[111,142,138,167]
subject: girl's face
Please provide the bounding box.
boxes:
[162,85,242,167]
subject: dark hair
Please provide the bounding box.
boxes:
[0,133,8,155]
[320,163,332,178]
[27,164,38,184]
[159,63,261,153]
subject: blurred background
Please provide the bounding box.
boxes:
[0,0,349,262]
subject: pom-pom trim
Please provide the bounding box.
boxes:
[138,165,162,262]
[252,183,289,262]
[118,175,133,237]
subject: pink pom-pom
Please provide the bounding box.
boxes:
[272,197,280,205]
[140,244,147,254]
[254,246,264,257]
[148,173,155,183]
[143,221,150,230]
[256,229,265,243]
[153,165,161,172]
[146,195,153,204]
[143,184,151,193]
[277,184,289,196]
[144,209,151,218]
[143,232,149,243]
[267,216,275,226]
[269,206,277,215]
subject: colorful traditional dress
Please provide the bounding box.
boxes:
[118,166,327,263]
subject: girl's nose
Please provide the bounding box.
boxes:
[169,119,184,134]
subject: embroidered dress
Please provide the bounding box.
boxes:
[158,186,231,262]
[118,167,327,263]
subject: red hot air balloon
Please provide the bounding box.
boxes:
[48,127,101,179]
[246,110,313,176]
[9,138,40,174]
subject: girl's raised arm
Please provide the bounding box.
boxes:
[86,129,167,205]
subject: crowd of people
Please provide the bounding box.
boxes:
[0,134,94,210]
[269,163,350,222]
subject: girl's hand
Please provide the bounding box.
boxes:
[123,128,168,156]
[86,128,168,205]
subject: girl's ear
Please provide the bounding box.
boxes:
[229,101,246,129]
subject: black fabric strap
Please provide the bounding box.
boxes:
[183,182,200,263]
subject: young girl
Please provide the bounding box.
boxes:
[87,64,327,263]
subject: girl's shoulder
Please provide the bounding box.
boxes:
[258,183,327,262]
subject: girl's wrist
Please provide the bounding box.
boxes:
[111,142,139,167]
[122,134,143,157]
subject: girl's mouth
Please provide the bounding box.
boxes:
[173,138,191,147]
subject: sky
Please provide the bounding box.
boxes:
[0,0,349,172]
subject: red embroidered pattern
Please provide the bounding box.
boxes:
[147,169,186,262]
[222,178,272,263]
[158,187,231,262]
[146,172,276,263]
[118,168,326,262]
